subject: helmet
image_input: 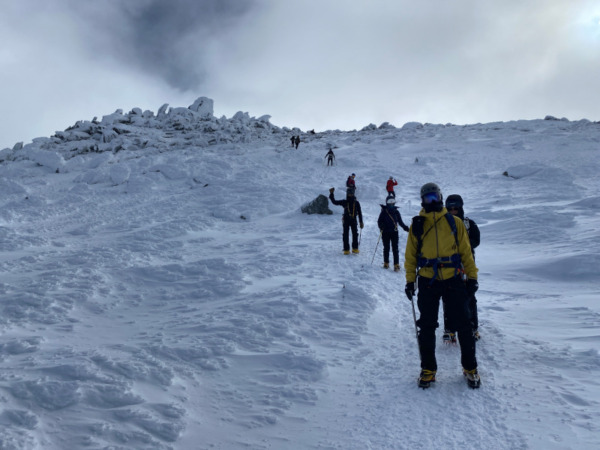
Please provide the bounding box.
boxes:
[445,194,464,209]
[351,173,356,177]
[420,182,443,212]
[346,187,356,197]
[386,196,396,205]
[420,182,442,199]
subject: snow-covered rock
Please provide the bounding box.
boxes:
[188,97,214,118]
[402,121,424,130]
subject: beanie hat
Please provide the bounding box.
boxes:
[445,194,464,208]
[445,194,465,219]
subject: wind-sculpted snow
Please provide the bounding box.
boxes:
[0,99,599,448]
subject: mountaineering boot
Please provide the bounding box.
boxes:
[442,330,457,345]
[418,369,436,389]
[352,249,359,254]
[343,250,350,255]
[394,264,400,272]
[463,368,481,389]
[473,329,480,341]
[383,262,389,269]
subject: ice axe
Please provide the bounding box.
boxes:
[410,297,419,344]
[409,280,420,346]
[371,230,382,265]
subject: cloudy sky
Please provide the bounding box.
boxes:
[2,0,600,149]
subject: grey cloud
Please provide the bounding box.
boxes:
[70,0,258,91]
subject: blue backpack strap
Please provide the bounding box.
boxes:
[444,212,458,246]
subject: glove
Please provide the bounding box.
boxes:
[467,279,479,295]
[329,187,335,194]
[360,222,364,229]
[402,225,409,232]
[405,282,415,300]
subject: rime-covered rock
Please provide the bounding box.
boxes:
[301,194,333,215]
[189,97,214,118]
[402,121,424,130]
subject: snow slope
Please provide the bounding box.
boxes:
[0,101,599,449]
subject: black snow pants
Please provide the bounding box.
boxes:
[382,230,399,265]
[444,293,478,331]
[342,217,359,251]
[416,276,477,371]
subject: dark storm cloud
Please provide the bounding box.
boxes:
[124,0,257,90]
[71,0,258,91]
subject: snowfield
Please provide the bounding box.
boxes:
[0,100,599,449]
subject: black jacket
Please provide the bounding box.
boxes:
[463,217,480,256]
[377,205,409,233]
[329,193,363,224]
[454,208,480,255]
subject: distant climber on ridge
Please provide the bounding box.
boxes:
[325,149,335,166]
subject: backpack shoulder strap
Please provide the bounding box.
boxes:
[411,216,424,236]
[411,216,425,255]
[444,213,459,248]
[385,208,398,229]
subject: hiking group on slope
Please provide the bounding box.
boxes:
[328,175,481,389]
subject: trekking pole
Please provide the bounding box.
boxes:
[371,230,382,265]
[410,298,419,344]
